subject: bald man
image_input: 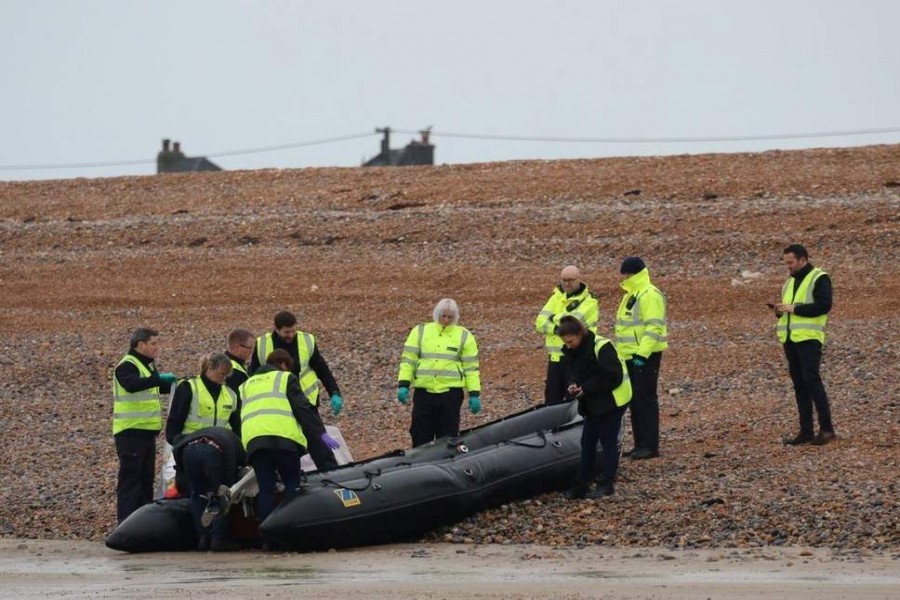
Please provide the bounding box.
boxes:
[535,266,600,405]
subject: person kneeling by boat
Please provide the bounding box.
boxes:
[172,426,246,551]
[240,349,332,549]
[558,316,632,499]
[397,298,482,447]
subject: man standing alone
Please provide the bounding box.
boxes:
[773,244,836,446]
[535,265,600,405]
[615,257,667,460]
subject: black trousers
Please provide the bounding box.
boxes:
[115,432,157,524]
[578,406,627,484]
[784,340,834,435]
[182,443,228,539]
[250,447,302,522]
[410,388,464,447]
[544,360,568,406]
[626,352,662,453]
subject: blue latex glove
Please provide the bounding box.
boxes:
[320,432,340,450]
[468,394,481,415]
[330,393,343,416]
[159,372,177,384]
[397,387,410,405]
[632,356,646,368]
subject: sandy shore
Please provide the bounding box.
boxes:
[1,539,898,599]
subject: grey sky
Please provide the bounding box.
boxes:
[2,0,898,181]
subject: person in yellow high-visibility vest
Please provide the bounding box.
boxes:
[165,353,240,446]
[535,265,600,405]
[615,257,667,461]
[240,348,330,542]
[249,311,342,471]
[771,244,836,446]
[557,316,631,500]
[397,298,482,447]
[112,327,176,523]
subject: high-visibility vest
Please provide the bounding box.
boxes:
[776,268,828,344]
[255,332,321,406]
[112,354,162,434]
[535,285,599,362]
[398,323,480,394]
[614,269,668,359]
[239,370,307,449]
[594,336,632,408]
[181,376,237,435]
[229,358,248,379]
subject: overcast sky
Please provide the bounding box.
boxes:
[2,0,898,181]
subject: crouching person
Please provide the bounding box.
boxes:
[172,426,246,551]
[558,316,632,499]
[240,348,329,551]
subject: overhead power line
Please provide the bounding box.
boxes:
[1,126,898,172]
[0,131,376,171]
[392,126,900,144]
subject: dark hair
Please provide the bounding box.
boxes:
[557,315,586,337]
[227,327,254,347]
[266,348,294,370]
[783,244,808,260]
[274,311,297,329]
[129,327,159,349]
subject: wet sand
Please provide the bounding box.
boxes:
[1,539,898,599]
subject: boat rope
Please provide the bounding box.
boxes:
[501,430,549,449]
[319,469,382,492]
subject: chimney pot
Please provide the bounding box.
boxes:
[162,138,170,152]
[173,141,181,154]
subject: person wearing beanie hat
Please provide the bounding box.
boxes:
[614,257,667,459]
[535,265,600,405]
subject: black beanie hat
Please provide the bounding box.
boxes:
[620,256,646,275]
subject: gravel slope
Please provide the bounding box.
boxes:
[0,144,897,550]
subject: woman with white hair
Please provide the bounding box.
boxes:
[396,298,482,446]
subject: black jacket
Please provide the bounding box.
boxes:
[224,351,250,393]
[165,373,242,445]
[561,330,625,418]
[113,349,172,438]
[242,365,327,459]
[248,331,340,399]
[172,427,247,487]
[790,263,833,318]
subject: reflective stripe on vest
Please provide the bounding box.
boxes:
[239,370,307,449]
[255,332,320,407]
[594,337,632,408]
[112,354,162,434]
[776,268,828,344]
[182,377,236,435]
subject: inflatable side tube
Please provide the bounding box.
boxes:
[105,498,196,553]
[308,401,579,482]
[261,424,583,551]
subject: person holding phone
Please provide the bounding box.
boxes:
[771,244,836,446]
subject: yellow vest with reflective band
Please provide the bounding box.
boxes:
[111,354,162,434]
[594,336,632,407]
[181,377,237,435]
[535,285,599,362]
[239,370,307,449]
[776,267,828,344]
[255,331,320,407]
[614,269,668,359]
[398,322,480,394]
[229,358,247,378]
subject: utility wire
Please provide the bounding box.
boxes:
[0,131,376,171]
[392,126,900,143]
[2,126,899,172]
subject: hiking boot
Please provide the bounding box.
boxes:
[200,494,221,528]
[783,432,814,446]
[810,431,836,446]
[630,448,659,460]
[621,448,637,458]
[562,483,589,499]
[585,482,614,499]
